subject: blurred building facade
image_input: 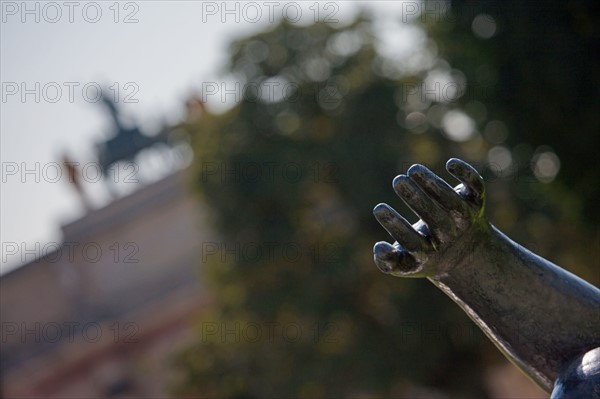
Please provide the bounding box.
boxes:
[1,169,210,398]
[1,98,210,398]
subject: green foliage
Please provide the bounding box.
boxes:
[425,0,599,282]
[173,3,598,397]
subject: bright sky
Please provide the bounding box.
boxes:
[1,1,424,274]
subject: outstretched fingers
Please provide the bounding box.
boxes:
[373,158,486,277]
[446,158,485,206]
[393,175,453,243]
[373,203,431,253]
[407,164,468,214]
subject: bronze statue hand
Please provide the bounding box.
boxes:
[373,158,487,278]
[371,158,600,395]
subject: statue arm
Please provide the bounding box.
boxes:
[373,159,600,393]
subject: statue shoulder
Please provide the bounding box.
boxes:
[551,347,600,399]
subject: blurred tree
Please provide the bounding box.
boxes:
[424,0,599,283]
[173,2,598,397]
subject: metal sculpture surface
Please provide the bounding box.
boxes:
[373,158,600,398]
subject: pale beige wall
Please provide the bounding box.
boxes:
[1,171,212,397]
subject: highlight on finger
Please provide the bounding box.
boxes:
[407,164,467,213]
[392,174,453,240]
[446,158,485,204]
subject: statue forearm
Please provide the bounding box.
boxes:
[429,224,600,391]
[372,159,600,396]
